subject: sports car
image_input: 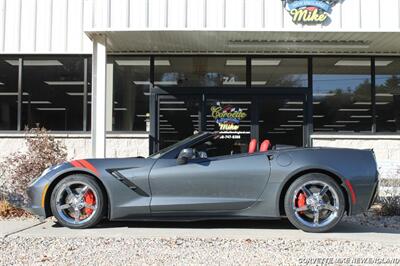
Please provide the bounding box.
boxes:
[26,132,379,232]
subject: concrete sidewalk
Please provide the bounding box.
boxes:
[1,219,399,243]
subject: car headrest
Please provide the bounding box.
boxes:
[260,139,271,152]
[248,139,257,154]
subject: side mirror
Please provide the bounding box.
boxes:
[177,148,194,165]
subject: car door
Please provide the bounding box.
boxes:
[149,153,271,213]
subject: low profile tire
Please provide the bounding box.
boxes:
[50,174,105,229]
[284,173,345,233]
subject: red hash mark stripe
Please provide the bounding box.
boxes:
[70,160,99,175]
[344,179,357,204]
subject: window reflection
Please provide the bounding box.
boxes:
[0,58,19,130]
[313,58,372,132]
[251,58,308,87]
[21,57,86,131]
[154,57,246,87]
[110,57,150,131]
[375,58,400,132]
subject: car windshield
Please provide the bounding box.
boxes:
[149,133,205,159]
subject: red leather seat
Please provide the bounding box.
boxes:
[260,139,271,152]
[248,139,257,154]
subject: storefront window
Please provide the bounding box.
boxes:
[154,57,246,87]
[313,58,372,133]
[375,58,400,132]
[21,56,87,131]
[158,95,200,149]
[258,95,304,147]
[0,58,19,130]
[110,57,150,131]
[251,58,308,87]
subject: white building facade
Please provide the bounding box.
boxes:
[0,0,399,176]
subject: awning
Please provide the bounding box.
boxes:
[86,30,400,55]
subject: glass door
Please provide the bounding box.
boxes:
[157,94,201,150]
[258,95,305,147]
[205,96,254,153]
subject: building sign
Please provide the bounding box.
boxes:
[283,0,339,24]
[210,103,247,131]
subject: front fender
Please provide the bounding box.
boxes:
[26,160,104,218]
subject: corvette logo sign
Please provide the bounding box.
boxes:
[283,0,339,24]
[211,103,247,131]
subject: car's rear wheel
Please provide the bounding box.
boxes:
[50,174,105,229]
[284,173,345,233]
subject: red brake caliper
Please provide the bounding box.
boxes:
[83,190,95,215]
[296,192,306,214]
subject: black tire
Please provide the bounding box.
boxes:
[50,174,106,229]
[284,173,346,233]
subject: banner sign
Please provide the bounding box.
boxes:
[283,0,339,24]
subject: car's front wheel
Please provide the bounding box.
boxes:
[50,174,105,229]
[284,173,345,233]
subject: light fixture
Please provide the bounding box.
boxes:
[136,114,148,118]
[252,81,267,85]
[313,102,321,105]
[0,92,29,96]
[225,60,246,66]
[338,108,369,111]
[336,120,361,123]
[114,108,127,111]
[66,92,92,96]
[351,115,372,118]
[376,93,393,97]
[280,124,302,127]
[286,101,303,105]
[159,108,188,111]
[279,108,303,111]
[387,120,395,123]
[314,92,336,97]
[45,81,84,85]
[313,115,325,118]
[252,59,281,66]
[154,81,178,85]
[315,128,334,131]
[0,82,4,85]
[22,101,52,104]
[353,102,371,105]
[221,101,251,105]
[133,81,151,85]
[274,128,295,131]
[287,120,303,123]
[6,60,63,66]
[160,101,185,104]
[324,125,346,127]
[160,131,179,134]
[36,107,66,111]
[335,60,392,67]
[115,60,170,66]
[222,81,246,85]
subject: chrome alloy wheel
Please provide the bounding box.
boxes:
[55,181,98,225]
[292,181,340,228]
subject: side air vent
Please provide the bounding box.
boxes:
[106,169,149,197]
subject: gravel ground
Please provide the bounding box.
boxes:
[343,213,400,230]
[1,235,400,266]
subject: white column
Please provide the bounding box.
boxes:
[91,35,107,158]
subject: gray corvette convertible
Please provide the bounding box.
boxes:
[27,132,379,232]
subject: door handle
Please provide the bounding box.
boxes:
[267,154,274,160]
